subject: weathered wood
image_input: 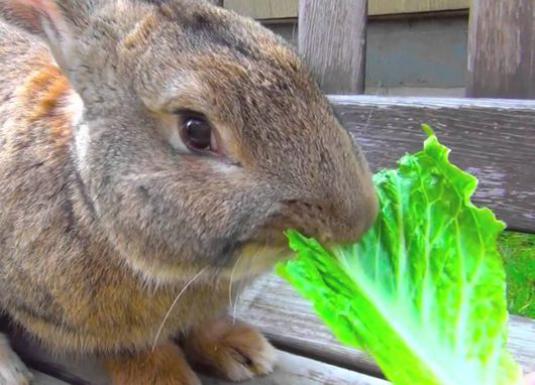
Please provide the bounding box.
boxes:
[298,0,367,94]
[369,0,469,15]
[328,95,535,233]
[25,344,390,385]
[467,0,535,98]
[34,372,69,385]
[237,274,535,376]
[203,352,389,385]
[224,0,470,19]
[224,0,298,19]
[237,274,377,375]
[15,273,535,384]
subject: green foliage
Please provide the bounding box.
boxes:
[278,128,522,385]
[501,232,535,319]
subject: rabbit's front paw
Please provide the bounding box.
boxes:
[184,317,277,382]
[105,343,201,385]
[0,334,32,385]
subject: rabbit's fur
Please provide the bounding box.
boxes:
[0,0,377,383]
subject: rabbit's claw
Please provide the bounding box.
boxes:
[184,317,277,382]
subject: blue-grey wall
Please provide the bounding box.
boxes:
[366,16,467,94]
[265,15,468,96]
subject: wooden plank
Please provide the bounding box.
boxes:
[18,270,535,385]
[328,95,535,233]
[224,0,298,20]
[236,274,535,376]
[224,0,470,19]
[467,0,535,98]
[19,340,389,385]
[235,274,378,375]
[33,372,70,385]
[298,0,367,94]
[369,0,469,15]
[203,352,389,385]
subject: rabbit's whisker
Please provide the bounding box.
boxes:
[228,254,244,318]
[151,267,208,351]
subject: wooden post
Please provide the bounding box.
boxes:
[298,0,367,94]
[467,0,535,99]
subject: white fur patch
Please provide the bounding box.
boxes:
[63,90,85,126]
[61,91,89,174]
[211,162,238,174]
[75,123,90,172]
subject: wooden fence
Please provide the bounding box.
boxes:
[298,0,535,233]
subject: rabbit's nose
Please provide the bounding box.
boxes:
[282,188,378,245]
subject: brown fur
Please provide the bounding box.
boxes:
[0,1,377,384]
[106,342,200,385]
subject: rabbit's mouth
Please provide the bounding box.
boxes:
[210,218,294,281]
[121,235,289,285]
[217,241,291,282]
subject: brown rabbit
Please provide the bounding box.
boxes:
[0,0,377,384]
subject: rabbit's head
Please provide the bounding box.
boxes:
[1,0,377,282]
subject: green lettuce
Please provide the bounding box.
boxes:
[277,126,522,385]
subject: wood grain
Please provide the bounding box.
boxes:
[236,274,535,376]
[329,95,535,233]
[467,0,535,98]
[16,272,535,384]
[33,372,69,385]
[369,0,469,15]
[223,0,299,20]
[26,346,389,385]
[203,352,390,385]
[224,0,470,19]
[298,0,367,94]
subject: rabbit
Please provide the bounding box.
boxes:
[0,0,378,384]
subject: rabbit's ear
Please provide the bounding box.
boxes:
[0,0,94,64]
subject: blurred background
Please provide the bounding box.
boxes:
[223,0,470,97]
[220,0,535,101]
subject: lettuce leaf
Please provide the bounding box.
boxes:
[277,127,522,385]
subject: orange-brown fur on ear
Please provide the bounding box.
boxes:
[0,0,66,38]
[0,0,48,33]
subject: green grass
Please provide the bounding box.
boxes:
[500,232,535,319]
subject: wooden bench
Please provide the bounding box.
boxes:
[18,272,535,385]
[20,92,535,385]
[16,0,535,384]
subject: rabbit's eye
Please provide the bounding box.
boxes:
[179,114,216,153]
